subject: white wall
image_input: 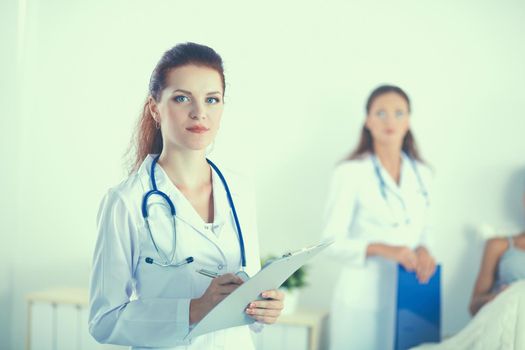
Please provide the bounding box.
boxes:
[4,0,525,348]
[0,0,19,347]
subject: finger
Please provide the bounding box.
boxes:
[217,273,244,286]
[418,259,430,277]
[249,300,284,311]
[417,260,432,282]
[426,264,436,280]
[418,272,430,284]
[415,267,425,283]
[246,304,282,316]
[415,260,424,276]
[261,289,285,300]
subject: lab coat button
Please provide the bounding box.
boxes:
[217,264,224,270]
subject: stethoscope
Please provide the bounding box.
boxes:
[371,153,429,227]
[142,155,247,271]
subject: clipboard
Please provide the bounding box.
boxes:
[185,240,333,340]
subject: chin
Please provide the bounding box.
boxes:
[184,141,213,152]
[377,136,403,146]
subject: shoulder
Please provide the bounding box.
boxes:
[101,172,146,213]
[414,160,434,178]
[484,236,509,256]
[332,155,372,181]
[210,162,256,200]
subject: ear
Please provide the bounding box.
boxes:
[364,115,371,130]
[148,96,160,121]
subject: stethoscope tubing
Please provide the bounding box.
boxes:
[141,155,247,269]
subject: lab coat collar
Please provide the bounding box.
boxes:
[137,155,230,238]
[371,151,412,198]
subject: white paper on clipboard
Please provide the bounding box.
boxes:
[185,239,333,340]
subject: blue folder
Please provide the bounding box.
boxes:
[394,264,441,350]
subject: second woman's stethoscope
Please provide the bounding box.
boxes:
[371,153,429,227]
[141,155,246,270]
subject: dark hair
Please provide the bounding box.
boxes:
[348,85,423,162]
[128,42,225,172]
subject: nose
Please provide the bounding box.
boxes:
[383,113,397,125]
[190,101,207,120]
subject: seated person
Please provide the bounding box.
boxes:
[411,184,525,349]
[469,231,525,316]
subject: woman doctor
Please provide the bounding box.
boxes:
[89,42,284,349]
[323,85,437,350]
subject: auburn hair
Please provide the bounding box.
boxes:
[128,42,225,173]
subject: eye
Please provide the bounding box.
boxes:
[206,97,221,104]
[376,110,387,119]
[173,95,189,103]
[395,110,405,118]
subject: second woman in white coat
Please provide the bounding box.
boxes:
[323,85,437,350]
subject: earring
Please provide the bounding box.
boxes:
[153,114,160,129]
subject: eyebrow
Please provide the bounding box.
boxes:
[171,89,222,96]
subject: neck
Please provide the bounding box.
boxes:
[374,143,402,166]
[157,147,210,190]
[373,143,402,183]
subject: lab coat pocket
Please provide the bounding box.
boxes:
[135,223,195,299]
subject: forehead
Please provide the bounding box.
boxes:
[370,92,409,110]
[164,64,223,93]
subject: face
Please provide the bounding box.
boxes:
[150,64,224,152]
[365,92,410,147]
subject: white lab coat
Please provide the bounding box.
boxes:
[322,152,433,350]
[89,155,262,350]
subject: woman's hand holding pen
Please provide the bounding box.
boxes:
[190,273,244,324]
[245,289,285,324]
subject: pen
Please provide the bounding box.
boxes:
[197,268,220,278]
[197,269,250,282]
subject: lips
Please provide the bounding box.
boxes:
[186,125,210,133]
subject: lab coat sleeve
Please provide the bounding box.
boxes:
[321,164,369,267]
[89,189,191,347]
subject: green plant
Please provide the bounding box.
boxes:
[261,255,308,291]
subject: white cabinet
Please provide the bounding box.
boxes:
[252,310,327,350]
[26,288,123,350]
[27,289,327,350]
